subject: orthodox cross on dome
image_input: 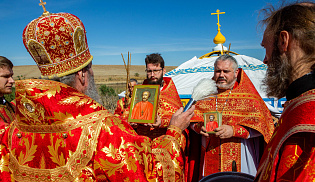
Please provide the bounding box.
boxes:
[211,9,225,31]
[211,9,226,46]
[39,0,50,16]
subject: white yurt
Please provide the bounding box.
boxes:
[165,14,284,117]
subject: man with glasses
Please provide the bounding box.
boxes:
[0,6,196,181]
[138,53,191,181]
[133,53,184,141]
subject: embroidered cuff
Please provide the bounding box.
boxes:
[167,125,182,143]
[232,125,249,139]
[160,118,170,128]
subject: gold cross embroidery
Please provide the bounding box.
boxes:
[227,149,235,156]
[207,146,217,154]
[238,128,245,135]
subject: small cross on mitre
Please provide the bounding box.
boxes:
[39,0,50,16]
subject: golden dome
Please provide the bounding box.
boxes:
[213,31,226,44]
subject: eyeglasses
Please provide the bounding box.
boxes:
[145,68,163,74]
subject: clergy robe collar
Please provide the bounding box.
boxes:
[286,70,315,101]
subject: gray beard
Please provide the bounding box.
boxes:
[85,74,103,105]
[216,78,237,90]
[263,47,292,99]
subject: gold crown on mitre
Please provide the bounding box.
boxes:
[22,0,93,78]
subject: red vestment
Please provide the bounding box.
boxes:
[114,97,130,121]
[114,97,134,121]
[0,79,186,181]
[188,69,274,181]
[255,89,315,181]
[131,101,154,120]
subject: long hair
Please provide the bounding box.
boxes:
[260,2,315,68]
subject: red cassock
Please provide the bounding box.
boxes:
[0,79,186,181]
[255,89,315,181]
[131,101,154,120]
[187,69,275,181]
[206,121,218,132]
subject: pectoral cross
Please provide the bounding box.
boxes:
[211,9,225,31]
[141,110,144,116]
[39,0,48,14]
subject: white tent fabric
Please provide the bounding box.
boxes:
[165,55,284,116]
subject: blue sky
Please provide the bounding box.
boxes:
[0,0,285,66]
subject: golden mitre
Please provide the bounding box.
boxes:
[22,1,93,78]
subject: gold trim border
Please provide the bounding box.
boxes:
[153,147,176,181]
[257,124,315,181]
[14,110,110,133]
[8,112,103,181]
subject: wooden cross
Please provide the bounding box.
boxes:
[211,9,225,31]
[39,0,48,13]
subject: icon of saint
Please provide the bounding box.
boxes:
[131,91,154,120]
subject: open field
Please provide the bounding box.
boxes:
[13,65,177,85]
[12,65,177,112]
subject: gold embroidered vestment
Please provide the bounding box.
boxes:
[191,69,274,177]
[0,79,186,181]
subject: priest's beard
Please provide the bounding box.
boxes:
[263,47,292,99]
[85,73,103,105]
[216,78,237,90]
[148,75,163,85]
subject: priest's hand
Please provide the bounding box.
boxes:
[146,115,161,128]
[169,106,195,131]
[129,122,138,129]
[214,125,233,139]
[200,126,210,137]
